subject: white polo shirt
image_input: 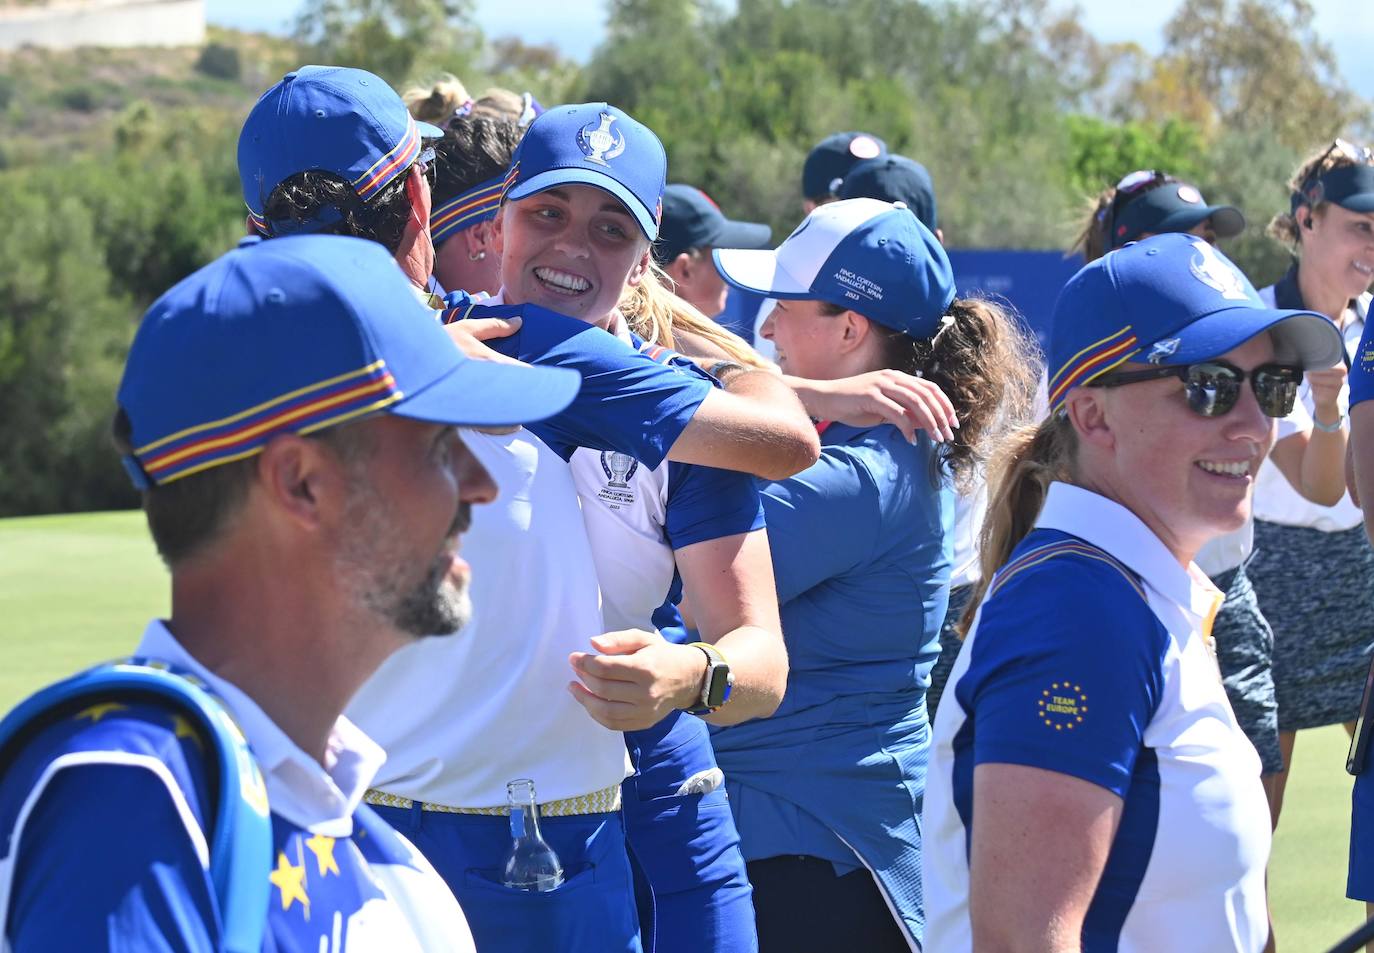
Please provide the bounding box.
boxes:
[348,291,714,807]
[1250,290,1368,532]
[924,483,1271,952]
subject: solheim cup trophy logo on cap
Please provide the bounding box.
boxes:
[1189,239,1251,301]
[578,113,627,166]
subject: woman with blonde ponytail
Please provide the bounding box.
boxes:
[705,198,1036,951]
[922,233,1346,953]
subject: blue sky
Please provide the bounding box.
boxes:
[206,0,1374,102]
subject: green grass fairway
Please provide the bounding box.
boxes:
[1271,723,1368,950]
[0,510,1370,946]
[0,511,166,711]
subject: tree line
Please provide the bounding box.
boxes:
[0,0,1367,516]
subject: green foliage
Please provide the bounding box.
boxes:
[1197,128,1304,284]
[195,42,242,81]
[1064,116,1205,198]
[0,103,244,516]
[293,0,480,85]
[56,83,99,113]
[0,172,136,516]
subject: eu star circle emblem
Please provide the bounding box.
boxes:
[1039,680,1089,731]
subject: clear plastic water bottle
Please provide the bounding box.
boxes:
[501,778,564,891]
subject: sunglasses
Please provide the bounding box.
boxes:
[1297,138,1374,206]
[1089,360,1302,418]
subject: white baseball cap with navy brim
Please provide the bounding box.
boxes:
[712,198,955,339]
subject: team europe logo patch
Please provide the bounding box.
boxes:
[1188,239,1251,302]
[1039,681,1089,731]
[578,113,626,166]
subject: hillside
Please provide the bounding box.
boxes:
[0,26,299,166]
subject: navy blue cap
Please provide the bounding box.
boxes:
[714,198,953,339]
[502,102,666,240]
[654,184,772,263]
[237,66,444,236]
[802,132,888,201]
[839,155,938,232]
[117,235,579,487]
[1297,162,1374,214]
[1111,180,1245,250]
[1046,233,1343,412]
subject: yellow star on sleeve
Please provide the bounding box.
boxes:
[305,834,340,877]
[74,702,128,724]
[269,851,310,914]
[169,714,205,752]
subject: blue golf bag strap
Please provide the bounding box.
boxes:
[0,658,272,953]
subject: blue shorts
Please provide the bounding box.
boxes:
[372,802,641,953]
[624,710,757,953]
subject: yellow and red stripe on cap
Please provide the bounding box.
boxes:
[430,175,505,246]
[498,161,521,203]
[353,115,423,202]
[1046,325,1138,412]
[134,361,402,485]
[246,209,271,237]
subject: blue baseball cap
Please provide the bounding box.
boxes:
[1045,233,1344,412]
[802,132,888,201]
[501,102,666,240]
[840,154,938,232]
[654,184,772,263]
[1296,162,1374,214]
[713,198,954,339]
[117,235,579,487]
[1110,177,1244,250]
[237,66,444,236]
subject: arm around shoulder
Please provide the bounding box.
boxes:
[668,371,819,481]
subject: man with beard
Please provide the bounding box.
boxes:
[0,235,580,951]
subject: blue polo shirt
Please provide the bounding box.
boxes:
[709,421,949,947]
[923,483,1271,952]
[1351,312,1374,408]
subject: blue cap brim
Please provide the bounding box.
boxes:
[394,358,580,428]
[417,120,445,140]
[1151,306,1344,371]
[711,220,773,251]
[1337,193,1374,213]
[507,169,659,240]
[1154,205,1246,240]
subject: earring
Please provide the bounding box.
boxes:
[469,251,486,261]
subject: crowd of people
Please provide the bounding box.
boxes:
[0,62,1373,953]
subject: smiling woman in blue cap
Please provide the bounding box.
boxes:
[709,197,1037,951]
[922,233,1345,953]
[1244,139,1374,832]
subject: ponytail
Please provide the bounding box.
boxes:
[871,296,1039,489]
[957,414,1077,635]
[403,75,473,125]
[1069,185,1117,263]
[618,264,773,370]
